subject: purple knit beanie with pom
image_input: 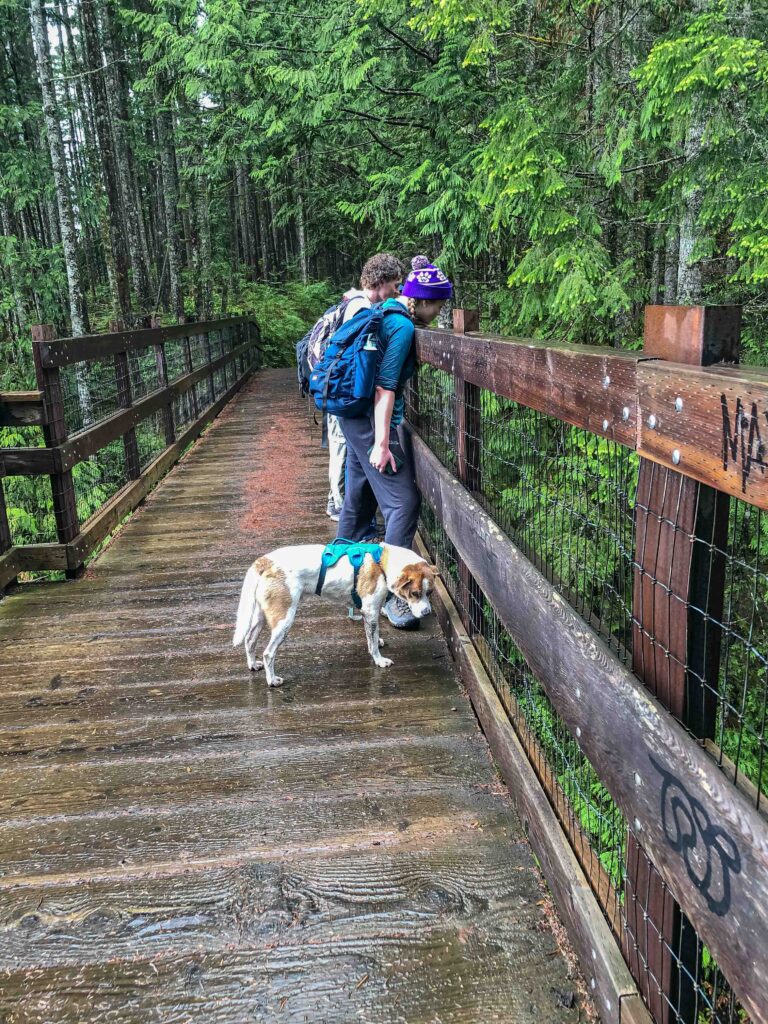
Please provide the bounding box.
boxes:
[401,255,453,300]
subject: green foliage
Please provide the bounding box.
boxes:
[229,280,337,367]
[637,7,768,286]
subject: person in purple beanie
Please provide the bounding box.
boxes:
[336,255,453,630]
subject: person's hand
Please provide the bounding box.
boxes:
[369,442,397,474]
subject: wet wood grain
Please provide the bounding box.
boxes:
[0,369,586,1023]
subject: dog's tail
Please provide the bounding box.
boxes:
[233,563,260,647]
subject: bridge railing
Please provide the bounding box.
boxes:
[0,316,260,590]
[408,305,766,1024]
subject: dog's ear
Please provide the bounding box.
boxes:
[393,565,419,594]
[394,562,438,597]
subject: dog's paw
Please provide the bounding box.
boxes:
[374,657,393,669]
[378,638,386,647]
[248,660,263,672]
[267,675,284,688]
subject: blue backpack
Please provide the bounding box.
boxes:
[295,298,351,396]
[308,303,409,421]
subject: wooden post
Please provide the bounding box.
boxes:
[155,339,176,446]
[454,309,483,637]
[222,326,232,387]
[624,304,741,1024]
[0,491,10,556]
[0,452,13,593]
[251,320,262,369]
[453,308,480,335]
[239,323,247,376]
[242,322,251,377]
[203,326,215,406]
[0,454,12,554]
[110,321,141,481]
[31,324,81,559]
[181,316,199,420]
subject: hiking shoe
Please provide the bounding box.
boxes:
[326,497,342,521]
[383,594,420,631]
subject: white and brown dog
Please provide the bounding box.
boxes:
[232,544,436,686]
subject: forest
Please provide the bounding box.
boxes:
[1,0,767,388]
[1,5,766,1017]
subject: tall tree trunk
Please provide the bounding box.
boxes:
[154,77,184,321]
[197,181,213,318]
[29,0,89,335]
[677,117,705,304]
[0,201,30,325]
[100,0,153,321]
[79,0,133,323]
[293,153,308,285]
[676,0,706,305]
[650,226,664,305]
[256,193,272,280]
[240,161,259,279]
[228,184,239,280]
[183,168,203,318]
[45,194,60,248]
[296,194,308,285]
[249,188,262,279]
[268,195,281,278]
[664,227,680,304]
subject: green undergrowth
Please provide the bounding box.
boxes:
[228,280,336,368]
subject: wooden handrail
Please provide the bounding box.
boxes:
[57,339,254,472]
[35,315,255,367]
[415,308,768,511]
[0,340,254,477]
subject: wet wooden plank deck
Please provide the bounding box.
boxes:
[0,369,588,1022]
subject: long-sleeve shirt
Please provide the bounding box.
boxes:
[375,299,415,426]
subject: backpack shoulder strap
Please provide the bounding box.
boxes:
[380,300,413,321]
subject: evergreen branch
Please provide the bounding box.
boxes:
[375,21,439,66]
[571,156,683,180]
[361,125,404,159]
[622,156,685,174]
[46,57,134,85]
[365,76,419,98]
[339,107,428,131]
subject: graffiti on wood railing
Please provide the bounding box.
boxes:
[651,755,741,917]
[721,394,768,493]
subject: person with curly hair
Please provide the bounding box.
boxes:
[337,255,453,629]
[325,253,404,522]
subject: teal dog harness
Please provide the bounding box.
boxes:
[315,539,383,609]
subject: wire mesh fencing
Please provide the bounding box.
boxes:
[1,320,260,587]
[0,473,58,547]
[60,358,120,435]
[72,440,127,526]
[407,373,638,657]
[409,360,753,1024]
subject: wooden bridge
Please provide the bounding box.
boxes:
[0,353,586,1021]
[1,309,767,1023]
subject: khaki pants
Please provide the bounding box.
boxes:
[327,414,346,511]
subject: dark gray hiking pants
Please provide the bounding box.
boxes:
[336,414,420,549]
